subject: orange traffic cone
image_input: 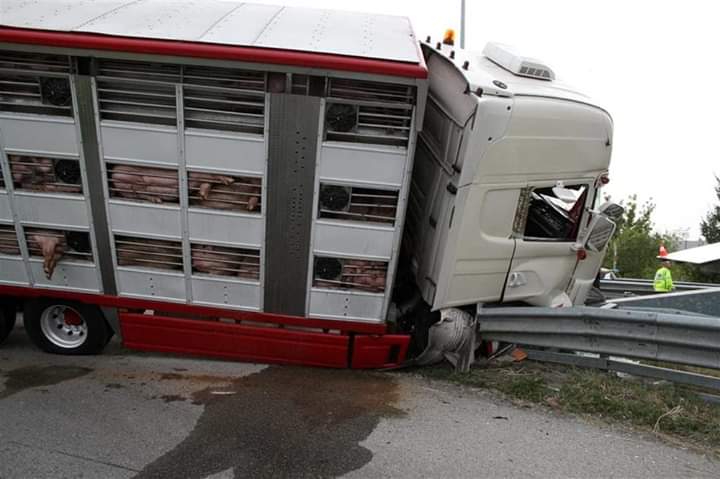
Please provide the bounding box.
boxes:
[659,243,668,257]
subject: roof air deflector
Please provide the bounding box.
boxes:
[482,42,555,81]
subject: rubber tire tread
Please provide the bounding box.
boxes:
[0,302,16,345]
[23,298,110,355]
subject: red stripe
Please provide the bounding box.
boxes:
[0,284,387,334]
[120,313,349,368]
[351,334,410,369]
[0,27,427,79]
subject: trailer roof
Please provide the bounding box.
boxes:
[0,0,426,78]
[666,242,720,265]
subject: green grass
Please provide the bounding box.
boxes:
[418,361,720,453]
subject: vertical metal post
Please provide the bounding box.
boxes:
[74,66,118,296]
[176,83,193,302]
[460,0,466,49]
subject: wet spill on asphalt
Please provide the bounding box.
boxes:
[134,366,404,479]
[0,365,92,399]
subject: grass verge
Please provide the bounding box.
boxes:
[418,360,720,454]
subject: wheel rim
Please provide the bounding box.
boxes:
[40,305,88,349]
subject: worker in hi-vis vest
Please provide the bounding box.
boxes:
[653,258,674,292]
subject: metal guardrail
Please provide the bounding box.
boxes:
[599,278,717,298]
[477,306,720,370]
[524,349,720,392]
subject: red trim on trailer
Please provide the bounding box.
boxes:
[120,313,350,368]
[0,284,387,335]
[0,27,428,79]
[351,334,411,369]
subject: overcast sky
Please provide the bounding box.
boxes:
[251,0,717,240]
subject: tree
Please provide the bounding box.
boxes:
[700,176,720,244]
[603,195,671,278]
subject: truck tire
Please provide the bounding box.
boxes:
[23,298,111,355]
[0,301,17,345]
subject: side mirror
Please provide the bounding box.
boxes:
[599,201,624,222]
[584,214,617,253]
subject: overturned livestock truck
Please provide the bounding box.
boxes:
[0,1,618,367]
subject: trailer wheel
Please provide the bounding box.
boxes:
[23,299,111,355]
[0,301,17,345]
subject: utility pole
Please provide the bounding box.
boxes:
[460,0,466,48]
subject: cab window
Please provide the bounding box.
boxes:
[523,184,588,241]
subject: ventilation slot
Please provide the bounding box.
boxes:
[8,154,83,194]
[318,183,398,225]
[183,65,265,134]
[25,227,93,263]
[291,74,310,95]
[188,171,261,213]
[115,235,183,272]
[191,243,260,280]
[0,224,20,256]
[325,79,414,147]
[313,256,387,293]
[107,163,179,205]
[96,59,179,126]
[0,51,73,117]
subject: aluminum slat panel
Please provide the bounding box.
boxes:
[185,132,265,175]
[313,222,394,260]
[309,289,384,322]
[109,202,182,237]
[0,195,11,221]
[13,194,89,228]
[117,268,186,301]
[319,143,407,188]
[0,258,28,285]
[101,124,179,165]
[0,116,78,156]
[29,261,100,292]
[191,277,261,311]
[187,210,263,247]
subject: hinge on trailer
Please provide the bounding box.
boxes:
[446,182,458,195]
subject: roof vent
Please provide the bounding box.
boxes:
[482,42,555,81]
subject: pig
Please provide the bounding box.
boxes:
[116,237,183,271]
[8,156,82,194]
[192,244,259,279]
[193,178,261,212]
[11,156,53,185]
[187,172,235,200]
[342,259,386,293]
[0,230,20,256]
[29,230,66,279]
[110,164,179,204]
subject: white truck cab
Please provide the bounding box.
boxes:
[407,40,616,310]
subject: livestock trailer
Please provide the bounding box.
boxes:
[0,1,617,368]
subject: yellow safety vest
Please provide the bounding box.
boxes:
[653,267,674,292]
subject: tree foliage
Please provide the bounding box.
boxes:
[603,192,719,282]
[700,176,720,244]
[603,195,669,279]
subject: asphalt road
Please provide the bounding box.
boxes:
[1,321,718,479]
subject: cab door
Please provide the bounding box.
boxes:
[502,181,591,307]
[431,181,521,310]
